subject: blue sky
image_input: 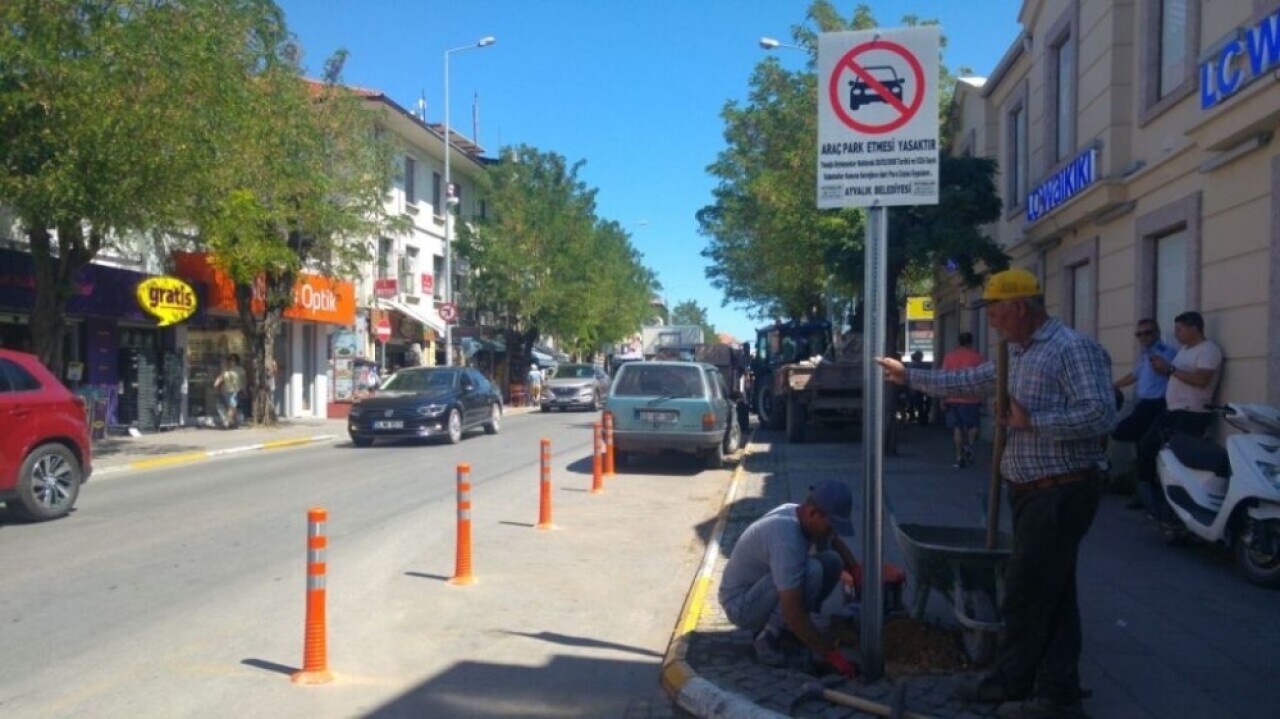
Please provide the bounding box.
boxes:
[275,1,1023,343]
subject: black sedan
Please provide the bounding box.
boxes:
[347,367,503,447]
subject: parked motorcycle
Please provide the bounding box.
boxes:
[1153,403,1280,587]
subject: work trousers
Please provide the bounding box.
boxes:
[994,474,1100,704]
[1110,397,1166,443]
[723,551,843,633]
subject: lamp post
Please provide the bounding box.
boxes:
[758,36,805,52]
[442,35,496,367]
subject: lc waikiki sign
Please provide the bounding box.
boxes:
[1026,148,1098,223]
[136,277,197,326]
[1200,9,1280,110]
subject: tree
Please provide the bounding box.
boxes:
[699,1,1005,335]
[669,300,718,343]
[456,145,659,372]
[194,50,402,425]
[0,0,284,373]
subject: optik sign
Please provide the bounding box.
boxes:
[136,277,198,327]
[1200,9,1280,110]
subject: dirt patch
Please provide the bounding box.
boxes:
[833,615,975,675]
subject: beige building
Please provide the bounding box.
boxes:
[938,0,1280,409]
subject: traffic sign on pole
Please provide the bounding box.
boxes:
[817,27,940,208]
[374,317,392,343]
[439,302,458,324]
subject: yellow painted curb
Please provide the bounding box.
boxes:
[660,434,751,697]
[262,437,314,450]
[129,452,211,470]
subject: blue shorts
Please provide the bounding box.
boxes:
[224,392,239,409]
[945,403,980,430]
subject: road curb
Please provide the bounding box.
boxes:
[660,433,786,719]
[93,434,337,476]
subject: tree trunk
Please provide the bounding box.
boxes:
[26,225,95,375]
[234,279,286,427]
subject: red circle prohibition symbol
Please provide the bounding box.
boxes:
[827,39,926,134]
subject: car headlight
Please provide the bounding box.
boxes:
[417,404,447,416]
[350,405,364,418]
[578,387,593,396]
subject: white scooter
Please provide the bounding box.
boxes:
[1154,403,1280,588]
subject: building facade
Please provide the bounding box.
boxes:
[939,0,1280,410]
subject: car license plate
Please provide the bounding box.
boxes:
[373,420,403,429]
[638,410,676,423]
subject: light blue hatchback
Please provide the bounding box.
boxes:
[604,360,742,469]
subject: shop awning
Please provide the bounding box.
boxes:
[375,297,446,335]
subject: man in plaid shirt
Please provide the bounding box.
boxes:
[877,268,1114,719]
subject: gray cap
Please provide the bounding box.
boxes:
[808,480,855,536]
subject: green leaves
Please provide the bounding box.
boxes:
[456,145,658,356]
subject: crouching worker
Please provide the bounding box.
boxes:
[716,480,859,678]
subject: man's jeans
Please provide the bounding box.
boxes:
[994,475,1101,704]
[721,551,843,632]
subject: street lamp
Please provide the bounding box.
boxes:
[758,36,805,52]
[442,34,496,366]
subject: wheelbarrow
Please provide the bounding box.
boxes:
[892,522,1011,665]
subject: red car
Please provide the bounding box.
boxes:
[0,349,92,521]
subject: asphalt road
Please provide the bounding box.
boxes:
[0,409,729,718]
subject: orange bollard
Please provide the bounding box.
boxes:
[292,507,334,685]
[590,423,605,495]
[604,411,616,477]
[536,439,556,529]
[449,464,476,586]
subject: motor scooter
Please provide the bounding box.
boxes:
[1153,403,1280,588]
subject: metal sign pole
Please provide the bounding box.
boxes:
[860,202,887,680]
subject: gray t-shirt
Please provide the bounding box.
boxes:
[718,503,828,603]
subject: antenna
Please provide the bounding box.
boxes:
[417,90,427,122]
[472,92,480,149]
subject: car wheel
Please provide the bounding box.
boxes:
[540,404,550,413]
[446,408,463,444]
[589,391,600,412]
[483,402,502,435]
[6,443,82,522]
[724,416,742,457]
[351,436,374,448]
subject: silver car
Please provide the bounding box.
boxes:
[540,363,611,412]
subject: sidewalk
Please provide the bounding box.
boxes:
[90,405,540,475]
[664,423,1280,719]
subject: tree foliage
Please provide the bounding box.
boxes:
[669,300,718,344]
[193,47,402,425]
[456,144,659,366]
[0,0,285,372]
[699,0,1005,329]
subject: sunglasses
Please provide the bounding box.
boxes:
[1135,330,1155,337]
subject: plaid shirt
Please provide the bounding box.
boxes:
[907,318,1114,484]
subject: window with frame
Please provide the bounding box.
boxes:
[432,172,443,217]
[1068,261,1095,335]
[404,156,417,204]
[1053,33,1075,162]
[401,247,418,294]
[1154,229,1188,345]
[377,237,393,280]
[1008,104,1028,207]
[1157,0,1189,99]
[433,255,445,300]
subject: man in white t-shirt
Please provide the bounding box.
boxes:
[1136,311,1223,515]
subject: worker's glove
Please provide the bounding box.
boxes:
[823,649,859,679]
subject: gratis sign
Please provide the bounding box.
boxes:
[817,27,940,208]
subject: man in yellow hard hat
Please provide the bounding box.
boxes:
[876,268,1114,719]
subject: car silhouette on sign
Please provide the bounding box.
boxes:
[847,65,905,110]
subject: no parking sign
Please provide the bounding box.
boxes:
[817,27,939,208]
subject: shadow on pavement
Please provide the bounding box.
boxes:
[498,630,663,658]
[364,654,666,718]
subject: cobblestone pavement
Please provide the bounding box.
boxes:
[676,423,1280,719]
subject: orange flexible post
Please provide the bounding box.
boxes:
[449,464,476,585]
[590,423,605,495]
[291,507,334,685]
[536,439,555,529]
[604,412,616,477]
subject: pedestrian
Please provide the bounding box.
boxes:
[906,350,931,424]
[716,480,859,679]
[876,268,1114,719]
[212,354,245,429]
[939,331,985,468]
[1134,311,1223,523]
[526,362,544,405]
